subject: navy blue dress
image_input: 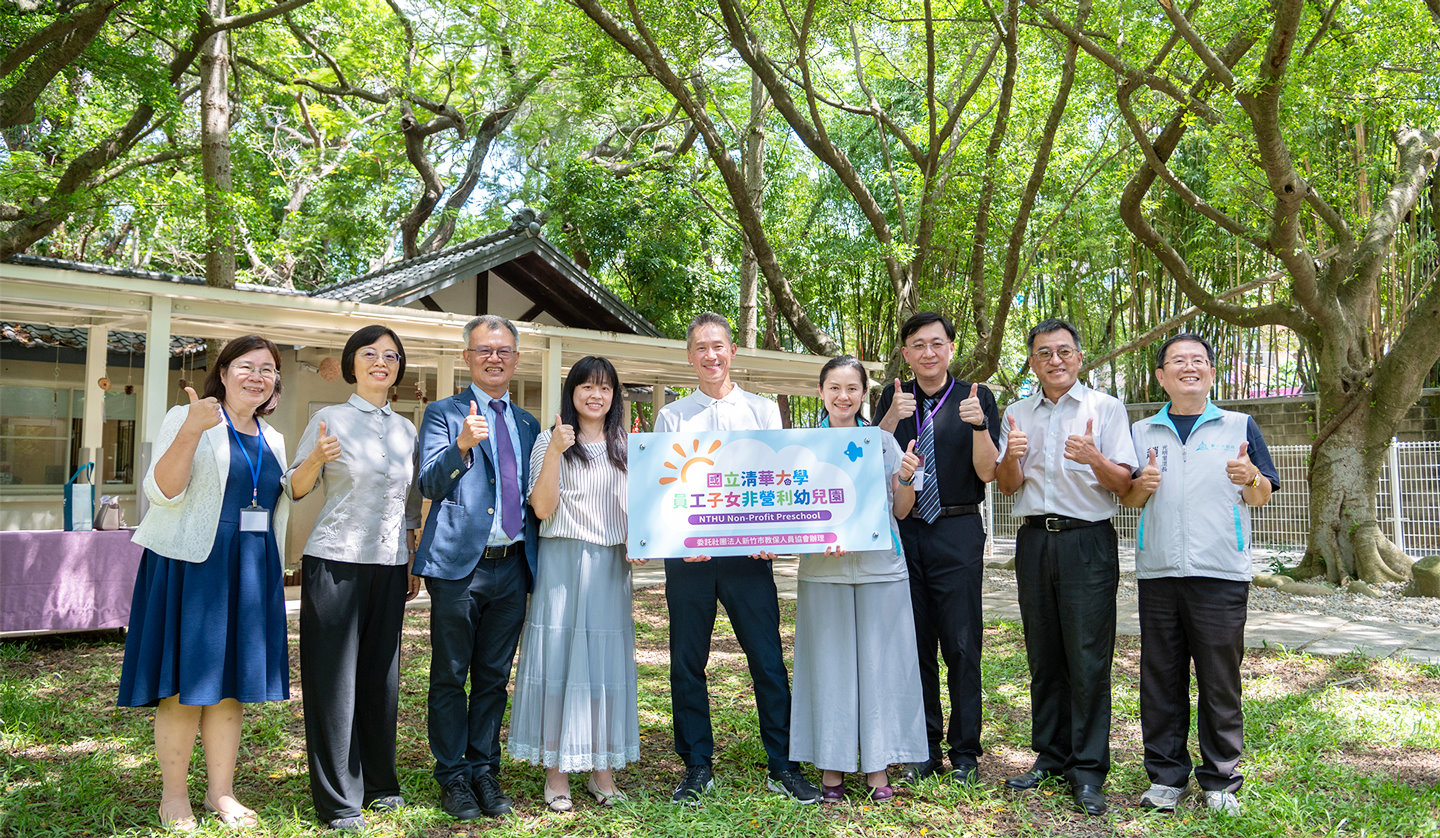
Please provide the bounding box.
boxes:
[117,430,290,707]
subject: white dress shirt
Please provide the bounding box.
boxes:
[653,384,782,433]
[998,380,1137,521]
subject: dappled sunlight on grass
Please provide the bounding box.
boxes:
[2,588,1438,837]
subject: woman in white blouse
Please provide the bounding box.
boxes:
[118,335,290,831]
[284,324,421,831]
[508,355,640,811]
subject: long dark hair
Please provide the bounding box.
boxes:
[818,355,869,425]
[202,334,282,416]
[558,355,627,471]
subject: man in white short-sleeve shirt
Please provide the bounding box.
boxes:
[655,312,819,806]
[995,318,1136,817]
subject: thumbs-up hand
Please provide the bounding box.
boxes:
[549,413,575,454]
[1065,417,1100,466]
[1227,440,1257,486]
[886,378,916,423]
[310,419,342,464]
[457,400,489,452]
[1002,414,1028,462]
[958,382,986,427]
[181,385,223,435]
[1136,447,1162,494]
[898,439,921,485]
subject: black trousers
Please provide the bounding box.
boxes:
[1014,519,1118,787]
[299,556,408,822]
[424,552,528,785]
[1138,576,1248,793]
[665,556,793,772]
[898,512,985,768]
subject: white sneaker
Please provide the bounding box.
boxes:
[1204,790,1240,815]
[1138,783,1188,811]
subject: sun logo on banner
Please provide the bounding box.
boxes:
[659,438,723,485]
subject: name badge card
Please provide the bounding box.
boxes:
[627,427,889,559]
[240,506,271,532]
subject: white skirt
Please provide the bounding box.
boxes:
[507,537,640,772]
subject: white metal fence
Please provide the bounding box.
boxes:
[985,440,1440,559]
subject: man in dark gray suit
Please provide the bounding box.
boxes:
[414,315,540,820]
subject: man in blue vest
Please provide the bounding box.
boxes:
[1122,333,1278,816]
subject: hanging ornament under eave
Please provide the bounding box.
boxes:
[98,377,111,392]
[318,357,342,382]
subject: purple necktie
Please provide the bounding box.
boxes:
[489,399,523,539]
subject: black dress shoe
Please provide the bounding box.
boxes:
[1004,768,1064,790]
[1073,784,1108,816]
[470,772,513,817]
[950,762,980,785]
[900,759,944,783]
[439,778,482,820]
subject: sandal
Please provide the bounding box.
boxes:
[585,777,628,806]
[203,799,260,829]
[158,806,198,834]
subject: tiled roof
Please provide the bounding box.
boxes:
[310,214,663,337]
[1,322,206,356]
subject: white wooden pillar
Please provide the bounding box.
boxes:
[622,391,633,432]
[540,337,563,423]
[650,381,667,431]
[137,296,172,519]
[438,355,456,398]
[82,324,108,475]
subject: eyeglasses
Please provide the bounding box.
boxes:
[359,349,402,365]
[905,340,951,354]
[1164,356,1211,369]
[467,346,516,361]
[1032,347,1076,362]
[229,363,278,380]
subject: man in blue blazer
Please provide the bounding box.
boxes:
[413,314,540,820]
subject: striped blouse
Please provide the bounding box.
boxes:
[527,429,628,547]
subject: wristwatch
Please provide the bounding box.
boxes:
[898,474,915,486]
[969,419,988,431]
[1248,472,1263,488]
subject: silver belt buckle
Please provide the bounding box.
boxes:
[1044,516,1063,532]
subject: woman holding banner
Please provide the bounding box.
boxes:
[117,335,291,831]
[508,356,640,811]
[790,355,928,802]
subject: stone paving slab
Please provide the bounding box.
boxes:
[1302,619,1430,658]
[1241,612,1349,651]
[1394,647,1440,664]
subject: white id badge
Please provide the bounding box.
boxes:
[240,507,271,532]
[911,471,925,492]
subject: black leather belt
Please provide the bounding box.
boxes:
[1024,515,1103,532]
[480,542,523,559]
[937,504,980,518]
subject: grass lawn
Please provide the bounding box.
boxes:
[3,586,1438,837]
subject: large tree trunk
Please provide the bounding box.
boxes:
[200,0,235,287]
[1300,399,1411,583]
[737,73,765,350]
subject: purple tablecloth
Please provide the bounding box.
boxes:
[0,529,144,634]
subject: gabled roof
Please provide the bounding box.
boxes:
[310,212,663,338]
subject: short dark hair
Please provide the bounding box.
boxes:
[686,312,734,347]
[1155,333,1215,369]
[899,312,955,345]
[202,334,282,416]
[1026,318,1081,353]
[341,324,407,384]
[558,355,627,471]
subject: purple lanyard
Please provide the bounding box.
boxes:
[914,378,956,438]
